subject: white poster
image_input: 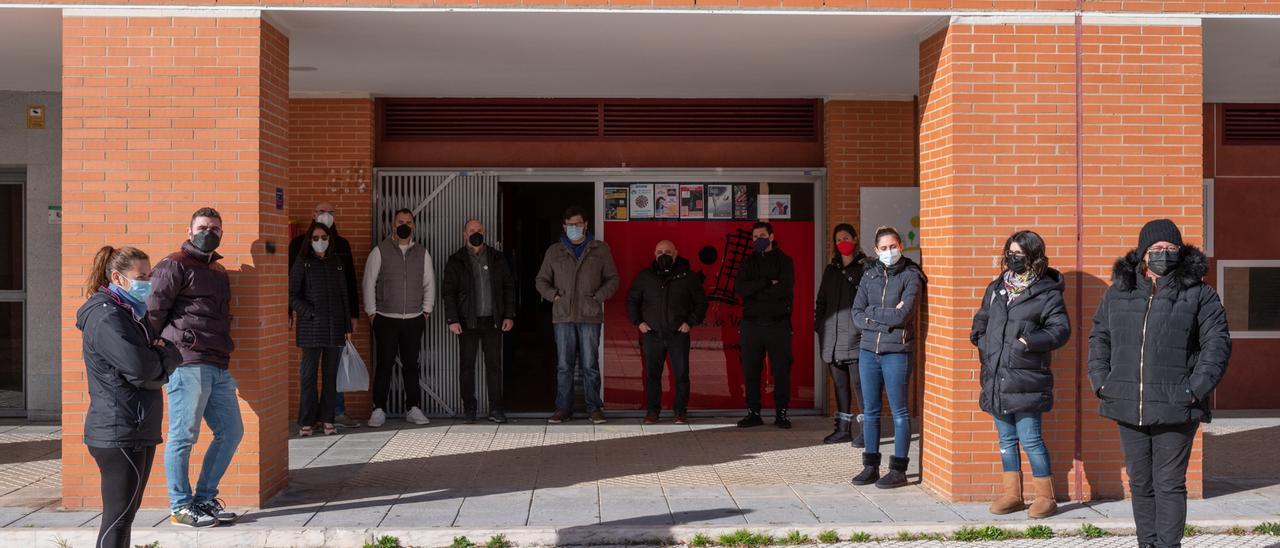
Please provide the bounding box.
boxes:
[757,194,791,219]
[860,187,922,264]
[630,184,654,219]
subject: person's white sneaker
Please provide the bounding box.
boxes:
[405,406,431,425]
[367,408,386,428]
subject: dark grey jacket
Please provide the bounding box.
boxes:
[535,238,621,324]
[970,268,1072,415]
[852,257,924,355]
[290,252,352,348]
[815,254,868,364]
[1088,246,1230,426]
[442,246,518,329]
[146,241,235,368]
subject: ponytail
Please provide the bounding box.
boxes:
[84,245,150,299]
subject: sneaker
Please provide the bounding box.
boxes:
[335,413,361,428]
[737,411,764,428]
[643,412,659,425]
[195,498,239,524]
[367,408,387,428]
[170,504,217,528]
[673,413,689,425]
[590,410,608,424]
[547,409,571,424]
[488,408,508,424]
[405,406,431,425]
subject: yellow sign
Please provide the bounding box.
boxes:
[26,105,45,129]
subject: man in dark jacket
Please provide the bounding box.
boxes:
[627,240,709,425]
[146,207,243,527]
[735,221,796,429]
[1089,219,1231,548]
[443,219,517,424]
[289,201,360,428]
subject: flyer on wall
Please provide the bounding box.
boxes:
[733,184,756,220]
[654,184,680,218]
[680,184,705,219]
[758,194,791,219]
[629,184,654,219]
[604,185,629,221]
[707,184,733,219]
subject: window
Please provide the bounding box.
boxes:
[1217,260,1280,338]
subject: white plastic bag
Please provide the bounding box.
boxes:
[336,341,369,393]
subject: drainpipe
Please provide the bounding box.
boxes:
[1073,0,1086,503]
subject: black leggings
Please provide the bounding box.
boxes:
[828,359,863,418]
[88,445,156,548]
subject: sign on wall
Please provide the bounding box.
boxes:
[860,187,922,264]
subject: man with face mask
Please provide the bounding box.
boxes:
[735,221,796,429]
[289,202,361,428]
[626,240,709,424]
[442,219,517,424]
[146,207,243,527]
[362,208,435,428]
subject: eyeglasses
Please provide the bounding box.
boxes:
[565,222,587,228]
[1147,245,1180,254]
[311,235,329,242]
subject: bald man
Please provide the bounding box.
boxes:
[626,240,708,424]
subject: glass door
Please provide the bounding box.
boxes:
[0,168,24,412]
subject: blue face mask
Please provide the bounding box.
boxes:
[565,225,585,241]
[127,279,153,303]
[753,237,770,253]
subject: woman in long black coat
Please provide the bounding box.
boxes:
[814,223,869,446]
[970,230,1070,518]
[1088,219,1230,548]
[290,221,353,436]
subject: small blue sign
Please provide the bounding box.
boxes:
[275,187,284,210]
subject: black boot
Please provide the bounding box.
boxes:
[823,413,852,444]
[851,452,881,485]
[876,456,910,489]
[774,409,792,429]
[850,420,865,449]
[737,410,764,428]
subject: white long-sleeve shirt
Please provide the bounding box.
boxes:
[363,243,435,319]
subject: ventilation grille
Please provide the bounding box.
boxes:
[1223,105,1280,145]
[380,99,820,141]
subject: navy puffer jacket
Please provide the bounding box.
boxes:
[852,257,924,355]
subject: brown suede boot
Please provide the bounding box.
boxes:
[1027,476,1058,518]
[988,471,1025,515]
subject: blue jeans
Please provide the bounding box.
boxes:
[165,365,244,511]
[993,412,1052,478]
[554,322,603,412]
[335,392,346,416]
[859,350,911,458]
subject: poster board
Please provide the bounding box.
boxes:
[860,187,922,264]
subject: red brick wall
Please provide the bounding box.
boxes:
[917,20,1204,503]
[61,14,290,509]
[42,1,1280,13]
[823,100,918,243]
[287,99,377,420]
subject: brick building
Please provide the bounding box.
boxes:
[0,0,1276,510]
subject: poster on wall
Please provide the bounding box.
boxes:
[860,187,922,264]
[605,185,629,221]
[654,184,680,218]
[706,184,733,219]
[680,184,705,219]
[733,184,755,220]
[629,184,654,219]
[758,194,792,219]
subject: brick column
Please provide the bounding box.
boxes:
[917,17,1203,502]
[61,11,290,509]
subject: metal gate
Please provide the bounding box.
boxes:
[373,171,501,417]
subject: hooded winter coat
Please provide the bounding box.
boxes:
[970,268,1072,415]
[852,257,924,355]
[815,253,869,363]
[289,251,353,348]
[1088,246,1231,426]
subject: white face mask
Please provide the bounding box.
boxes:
[311,240,330,254]
[316,212,335,227]
[878,248,901,266]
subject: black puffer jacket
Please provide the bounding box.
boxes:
[627,256,709,333]
[852,257,924,355]
[289,227,358,319]
[146,241,235,368]
[76,288,181,449]
[1088,246,1231,426]
[815,253,869,363]
[290,252,352,348]
[441,246,518,330]
[735,246,795,324]
[970,268,1071,415]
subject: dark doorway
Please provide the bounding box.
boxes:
[500,182,595,413]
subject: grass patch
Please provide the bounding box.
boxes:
[895,531,946,541]
[1227,525,1250,536]
[364,536,403,548]
[847,531,873,543]
[450,536,477,548]
[716,529,775,548]
[1079,523,1108,539]
[1255,522,1280,536]
[687,533,714,548]
[1023,524,1054,539]
[781,530,812,545]
[815,530,839,544]
[951,526,1016,541]
[484,534,512,548]
[1183,524,1202,537]
[136,543,161,548]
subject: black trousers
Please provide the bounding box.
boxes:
[828,359,863,418]
[1119,421,1199,548]
[641,330,691,414]
[739,320,792,412]
[373,315,425,411]
[89,444,156,548]
[299,346,340,426]
[459,318,504,414]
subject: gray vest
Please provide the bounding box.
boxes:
[375,238,427,316]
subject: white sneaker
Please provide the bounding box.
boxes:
[405,406,431,425]
[368,408,386,428]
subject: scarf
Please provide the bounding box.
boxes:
[1002,270,1037,304]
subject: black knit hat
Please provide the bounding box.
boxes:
[1138,219,1184,254]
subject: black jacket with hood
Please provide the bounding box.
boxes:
[289,225,359,319]
[145,241,235,368]
[970,268,1072,415]
[290,251,352,348]
[815,252,870,364]
[1088,246,1231,426]
[627,256,709,333]
[852,256,924,355]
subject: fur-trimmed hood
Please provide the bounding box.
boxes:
[1111,245,1209,292]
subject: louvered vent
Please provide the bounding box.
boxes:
[1223,105,1280,145]
[380,99,820,141]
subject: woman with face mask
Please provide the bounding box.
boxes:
[1088,219,1230,548]
[970,230,1070,518]
[75,245,180,548]
[849,226,924,489]
[290,222,354,437]
[814,224,870,446]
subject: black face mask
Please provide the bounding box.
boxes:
[191,230,221,253]
[656,254,674,270]
[1147,251,1179,277]
[395,224,413,239]
[468,233,484,247]
[1006,253,1029,275]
